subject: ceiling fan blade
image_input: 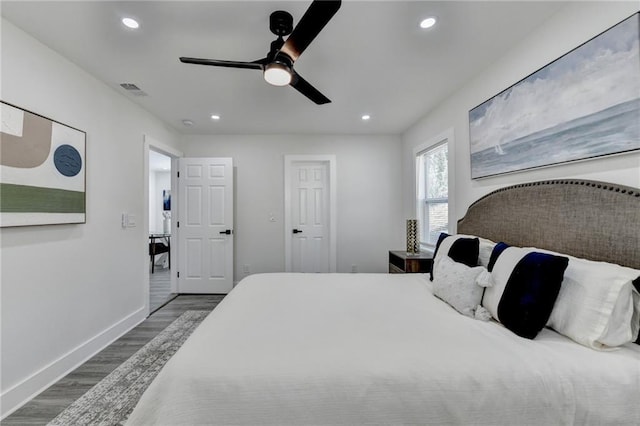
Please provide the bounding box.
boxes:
[290,71,331,104]
[179,57,264,70]
[280,0,341,62]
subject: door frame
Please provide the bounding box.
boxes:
[143,134,183,316]
[284,155,337,272]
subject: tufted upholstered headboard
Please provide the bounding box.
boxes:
[457,180,640,270]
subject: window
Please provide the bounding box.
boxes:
[416,141,448,247]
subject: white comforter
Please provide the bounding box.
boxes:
[127,273,640,425]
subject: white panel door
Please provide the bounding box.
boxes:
[178,158,233,293]
[290,161,330,272]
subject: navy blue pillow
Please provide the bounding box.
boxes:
[497,252,569,339]
[430,233,449,281]
[431,233,449,263]
[487,242,510,272]
[449,238,480,268]
[634,277,640,345]
[430,233,480,281]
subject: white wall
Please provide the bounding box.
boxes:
[0,19,181,417]
[183,134,405,279]
[402,2,640,224]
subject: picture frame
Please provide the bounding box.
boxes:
[469,13,640,179]
[1,101,86,227]
[163,190,171,211]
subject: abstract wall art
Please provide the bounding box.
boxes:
[1,101,86,226]
[163,190,171,211]
[469,13,640,179]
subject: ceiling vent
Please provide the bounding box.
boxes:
[120,83,148,96]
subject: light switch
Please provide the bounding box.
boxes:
[121,213,137,228]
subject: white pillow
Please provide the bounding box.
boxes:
[432,255,491,318]
[540,251,640,350]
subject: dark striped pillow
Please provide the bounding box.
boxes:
[483,245,569,339]
[430,233,480,281]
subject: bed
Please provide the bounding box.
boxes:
[127,179,640,425]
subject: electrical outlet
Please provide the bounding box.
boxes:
[242,264,250,274]
[351,264,358,273]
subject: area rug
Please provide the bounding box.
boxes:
[47,310,210,426]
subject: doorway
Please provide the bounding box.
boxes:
[143,135,182,316]
[284,155,337,272]
[148,150,173,312]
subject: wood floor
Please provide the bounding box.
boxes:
[149,265,175,313]
[2,295,225,425]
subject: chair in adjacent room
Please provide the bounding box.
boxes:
[149,235,170,273]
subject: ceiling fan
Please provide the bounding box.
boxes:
[179,0,341,105]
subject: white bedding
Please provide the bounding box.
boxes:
[127,273,640,425]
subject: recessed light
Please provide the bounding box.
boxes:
[361,114,371,121]
[182,119,194,127]
[122,17,140,29]
[419,17,437,29]
[211,114,221,120]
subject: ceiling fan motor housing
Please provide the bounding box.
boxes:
[270,10,293,36]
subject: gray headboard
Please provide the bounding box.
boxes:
[457,179,640,270]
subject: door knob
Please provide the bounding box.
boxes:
[292,229,303,234]
[219,229,233,235]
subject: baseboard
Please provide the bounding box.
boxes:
[0,306,147,420]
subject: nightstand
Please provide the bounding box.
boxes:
[388,251,433,273]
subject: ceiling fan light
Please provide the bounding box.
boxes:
[264,63,292,86]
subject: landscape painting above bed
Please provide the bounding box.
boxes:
[469,12,640,179]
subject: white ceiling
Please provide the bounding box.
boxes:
[1,1,567,135]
